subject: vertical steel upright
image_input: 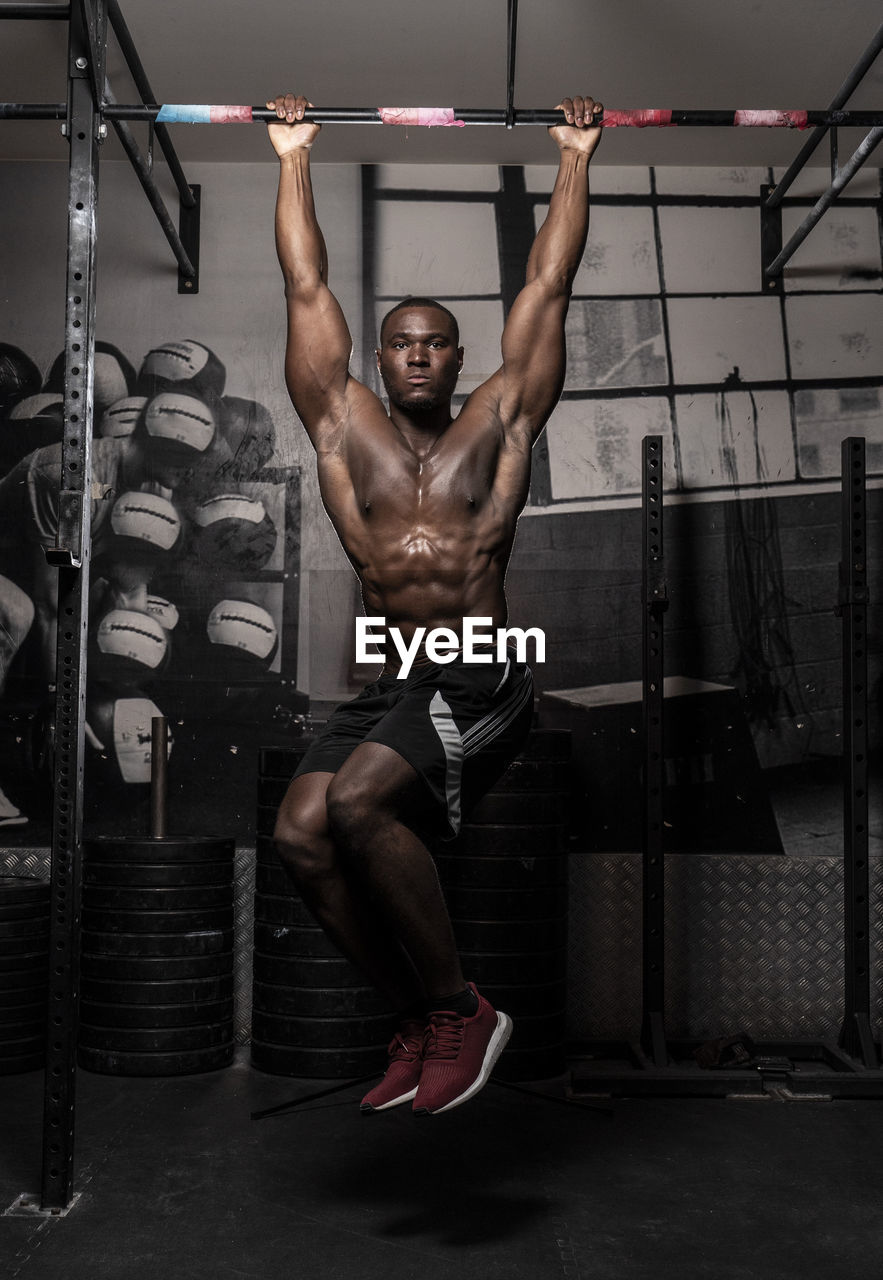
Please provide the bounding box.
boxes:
[640,436,668,1065]
[40,0,106,1211]
[836,437,877,1068]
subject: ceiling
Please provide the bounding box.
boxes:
[1,0,882,168]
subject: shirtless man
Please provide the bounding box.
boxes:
[268,91,603,1114]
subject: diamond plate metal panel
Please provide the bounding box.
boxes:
[234,846,255,1045]
[8,844,883,1048]
[1,848,50,880]
[569,853,883,1042]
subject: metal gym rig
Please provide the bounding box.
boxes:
[1,0,882,1213]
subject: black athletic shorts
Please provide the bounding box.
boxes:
[293,652,534,839]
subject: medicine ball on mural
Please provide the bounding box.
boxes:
[0,338,303,839]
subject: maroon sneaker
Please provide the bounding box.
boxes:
[360,1018,426,1113]
[413,985,512,1115]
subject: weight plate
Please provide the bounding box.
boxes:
[79,998,234,1030]
[252,953,364,989]
[81,907,234,935]
[0,1000,45,1026]
[489,760,568,793]
[85,836,235,865]
[84,861,233,888]
[78,1042,234,1077]
[452,917,566,952]
[255,835,283,866]
[250,1039,387,1079]
[78,1021,233,1053]
[0,950,47,973]
[83,885,232,912]
[251,1011,394,1049]
[253,894,316,928]
[0,955,47,981]
[0,984,47,1008]
[81,929,234,958]
[444,885,568,920]
[435,854,566,890]
[255,865,299,897]
[507,1011,568,1050]
[0,1032,44,1057]
[80,951,234,981]
[0,933,49,957]
[0,877,50,904]
[462,981,568,1017]
[459,948,567,985]
[256,805,279,838]
[0,916,50,939]
[253,922,342,959]
[258,746,310,779]
[257,778,290,809]
[252,981,388,1019]
[0,1051,45,1075]
[516,730,571,760]
[450,825,565,855]
[80,974,234,1005]
[0,1014,44,1039]
[467,792,563,825]
[494,1044,567,1082]
[0,901,51,922]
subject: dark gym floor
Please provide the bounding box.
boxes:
[3,761,883,1279]
[3,1050,883,1280]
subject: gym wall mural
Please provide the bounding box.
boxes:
[0,337,302,839]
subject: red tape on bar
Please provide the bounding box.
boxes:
[209,105,254,124]
[601,109,674,128]
[378,107,465,127]
[733,109,809,129]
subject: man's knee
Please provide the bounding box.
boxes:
[325,774,389,851]
[273,799,332,886]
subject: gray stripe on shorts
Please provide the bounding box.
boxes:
[461,667,534,758]
[429,690,463,835]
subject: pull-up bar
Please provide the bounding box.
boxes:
[2,103,883,128]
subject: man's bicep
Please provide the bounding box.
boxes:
[283,284,354,437]
[497,281,569,436]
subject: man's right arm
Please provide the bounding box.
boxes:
[268,93,355,448]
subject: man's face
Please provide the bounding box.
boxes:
[376,307,463,415]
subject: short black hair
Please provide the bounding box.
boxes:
[379,297,460,347]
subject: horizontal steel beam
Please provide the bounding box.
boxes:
[0,3,69,15]
[3,103,883,127]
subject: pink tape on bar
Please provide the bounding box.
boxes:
[733,109,809,129]
[209,105,254,124]
[601,109,674,128]
[378,107,465,127]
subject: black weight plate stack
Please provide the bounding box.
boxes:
[440,728,572,1082]
[252,746,391,1078]
[78,836,236,1076]
[0,877,50,1074]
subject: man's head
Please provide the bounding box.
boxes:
[376,298,463,417]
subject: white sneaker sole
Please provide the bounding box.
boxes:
[361,1084,419,1113]
[415,1011,513,1115]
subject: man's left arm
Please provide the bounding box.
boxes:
[490,96,604,444]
